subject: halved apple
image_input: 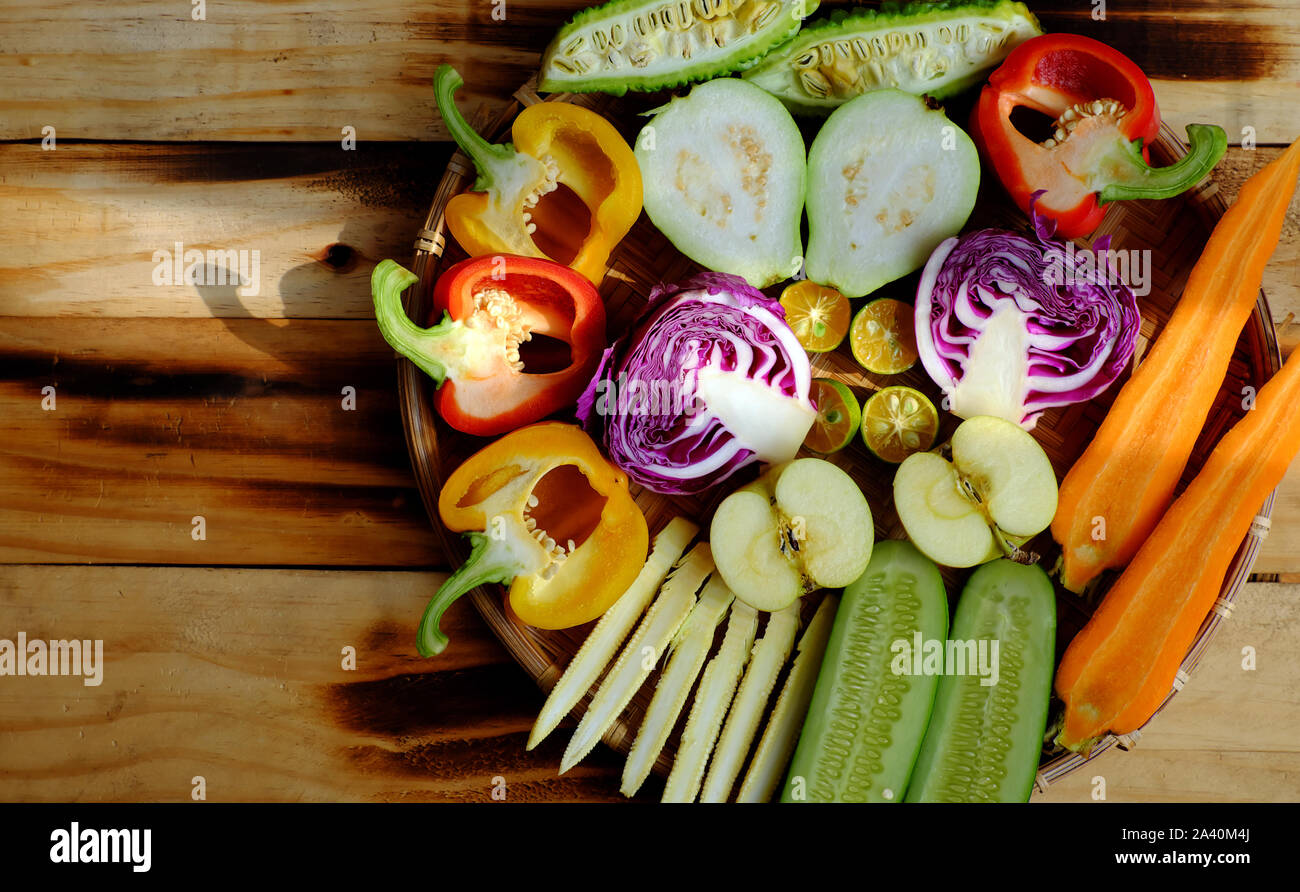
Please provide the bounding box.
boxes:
[893,415,1057,568]
[710,458,874,611]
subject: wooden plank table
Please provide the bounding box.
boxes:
[1,1,1298,803]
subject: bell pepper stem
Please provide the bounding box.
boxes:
[418,531,519,657]
[371,259,469,386]
[1097,124,1228,204]
[434,64,521,193]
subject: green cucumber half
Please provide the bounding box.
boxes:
[906,559,1056,803]
[804,88,978,298]
[783,540,948,802]
[539,0,819,95]
[636,77,805,288]
[742,0,1041,115]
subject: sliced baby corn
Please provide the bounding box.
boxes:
[620,574,734,797]
[736,595,838,802]
[560,542,714,773]
[700,602,801,802]
[662,596,759,802]
[529,517,699,750]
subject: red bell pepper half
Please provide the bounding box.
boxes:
[371,254,605,436]
[971,33,1227,238]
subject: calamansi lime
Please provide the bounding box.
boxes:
[850,298,919,375]
[861,386,939,463]
[804,378,861,454]
[780,281,851,354]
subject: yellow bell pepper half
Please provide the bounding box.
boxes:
[419,422,649,656]
[436,65,642,286]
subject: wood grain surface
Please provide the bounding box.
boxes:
[0,142,442,317]
[1,0,1299,802]
[0,565,649,802]
[0,317,441,565]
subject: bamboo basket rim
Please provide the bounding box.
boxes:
[394,74,1283,798]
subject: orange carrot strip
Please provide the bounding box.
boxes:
[1057,339,1300,750]
[1052,140,1300,593]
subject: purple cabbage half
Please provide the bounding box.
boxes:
[577,271,816,495]
[914,206,1142,430]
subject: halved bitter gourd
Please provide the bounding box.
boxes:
[635,77,806,288]
[804,88,978,298]
[742,0,1040,114]
[783,540,949,802]
[906,559,1055,802]
[539,0,819,95]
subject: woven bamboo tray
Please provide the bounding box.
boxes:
[395,75,1282,798]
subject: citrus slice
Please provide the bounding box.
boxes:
[861,386,939,463]
[779,281,851,353]
[804,378,861,454]
[850,298,919,374]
